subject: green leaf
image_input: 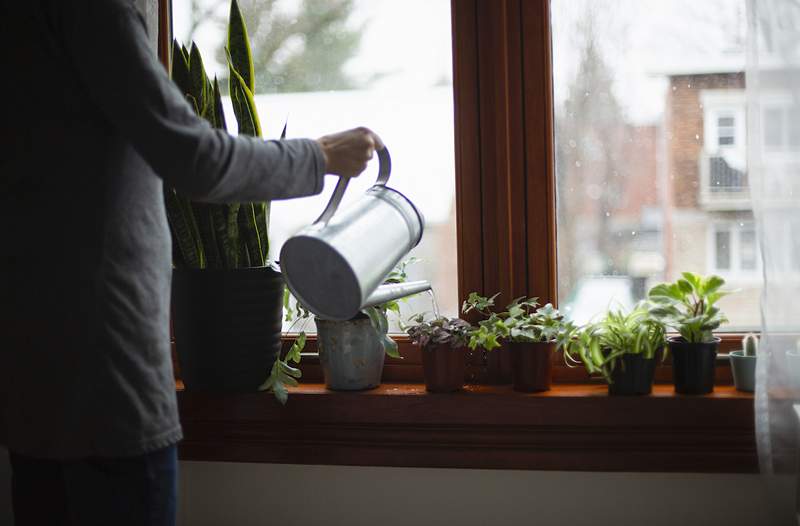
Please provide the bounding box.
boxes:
[228,56,262,137]
[237,203,265,267]
[212,77,227,131]
[227,0,255,93]
[170,39,191,95]
[163,187,205,268]
[188,43,209,118]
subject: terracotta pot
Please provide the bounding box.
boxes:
[422,344,466,393]
[510,341,554,392]
[669,336,719,395]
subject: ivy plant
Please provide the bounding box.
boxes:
[461,293,574,352]
[647,272,731,343]
[563,303,666,384]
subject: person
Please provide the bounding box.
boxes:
[0,1,382,524]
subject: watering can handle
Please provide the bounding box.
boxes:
[314,146,392,225]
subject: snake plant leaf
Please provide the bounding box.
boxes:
[210,204,237,269]
[238,203,265,267]
[227,0,255,94]
[171,39,191,95]
[212,77,227,131]
[163,187,205,269]
[229,63,262,137]
[189,42,207,113]
[192,203,223,269]
[280,119,288,140]
[226,204,241,267]
[254,202,270,260]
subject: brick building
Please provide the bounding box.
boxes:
[663,67,760,327]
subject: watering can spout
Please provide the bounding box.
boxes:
[362,280,432,310]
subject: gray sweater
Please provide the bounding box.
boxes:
[0,0,325,458]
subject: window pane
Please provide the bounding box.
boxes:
[715,230,731,270]
[765,108,783,147]
[718,116,735,128]
[739,227,757,270]
[552,0,761,329]
[172,0,457,331]
[789,107,800,147]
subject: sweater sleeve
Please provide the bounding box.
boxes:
[55,0,326,203]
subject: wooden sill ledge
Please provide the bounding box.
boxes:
[177,383,756,473]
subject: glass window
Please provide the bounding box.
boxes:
[172,0,456,331]
[765,107,783,148]
[739,226,757,270]
[718,115,736,146]
[715,229,732,271]
[789,107,800,148]
[552,0,761,330]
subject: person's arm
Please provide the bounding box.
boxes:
[54,0,325,203]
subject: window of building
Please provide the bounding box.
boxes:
[717,114,736,146]
[763,104,800,150]
[710,221,759,276]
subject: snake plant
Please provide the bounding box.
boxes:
[165,0,273,270]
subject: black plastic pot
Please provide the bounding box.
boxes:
[608,354,656,396]
[669,336,719,395]
[171,267,284,392]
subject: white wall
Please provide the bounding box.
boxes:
[178,461,775,526]
[0,451,786,526]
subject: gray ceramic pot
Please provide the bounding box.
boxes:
[729,351,756,392]
[315,316,386,391]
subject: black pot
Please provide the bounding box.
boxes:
[608,354,656,396]
[669,336,719,395]
[171,267,284,392]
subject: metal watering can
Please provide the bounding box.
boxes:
[280,147,431,321]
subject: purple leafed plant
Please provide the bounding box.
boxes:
[406,316,473,350]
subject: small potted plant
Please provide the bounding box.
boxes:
[263,259,416,399]
[729,333,758,392]
[564,303,666,395]
[462,293,572,391]
[406,316,472,392]
[648,272,730,394]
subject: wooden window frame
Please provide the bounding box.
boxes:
[164,0,757,472]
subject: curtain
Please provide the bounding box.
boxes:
[748,0,800,523]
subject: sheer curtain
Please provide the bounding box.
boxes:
[748,0,800,523]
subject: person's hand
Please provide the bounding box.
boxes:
[316,127,384,178]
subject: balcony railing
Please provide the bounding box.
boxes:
[699,153,751,210]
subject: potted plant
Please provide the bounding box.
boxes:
[263,259,417,398]
[729,333,758,392]
[648,272,731,394]
[564,303,666,395]
[406,316,472,392]
[462,293,573,391]
[167,0,285,392]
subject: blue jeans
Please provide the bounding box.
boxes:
[9,445,177,526]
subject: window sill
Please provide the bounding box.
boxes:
[177,383,756,473]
